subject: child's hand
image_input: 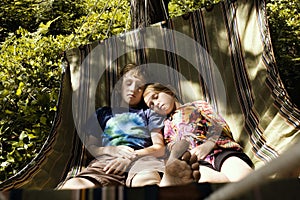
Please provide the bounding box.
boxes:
[104,146,137,160]
[190,141,214,160]
[103,157,132,175]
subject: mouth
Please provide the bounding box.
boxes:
[156,105,167,115]
[159,104,166,110]
[127,94,135,98]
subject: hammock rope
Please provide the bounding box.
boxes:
[161,0,169,21]
[105,0,123,37]
[64,0,101,51]
[145,0,149,26]
[87,1,110,41]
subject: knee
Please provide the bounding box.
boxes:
[60,177,96,189]
[130,171,161,187]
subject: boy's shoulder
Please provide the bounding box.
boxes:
[96,106,112,115]
[129,107,152,118]
[96,106,147,115]
[95,106,160,120]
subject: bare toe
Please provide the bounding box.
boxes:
[189,154,200,181]
[181,151,191,162]
[193,170,201,181]
[169,140,190,160]
[189,154,198,164]
[191,162,199,170]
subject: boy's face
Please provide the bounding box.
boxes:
[120,71,146,107]
[144,91,175,115]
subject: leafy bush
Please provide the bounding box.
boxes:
[0,22,66,181]
[0,0,130,182]
[0,0,89,41]
[0,0,130,181]
[267,0,300,106]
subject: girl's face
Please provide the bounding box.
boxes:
[144,90,176,115]
[120,71,145,107]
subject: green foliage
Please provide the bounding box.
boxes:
[267,0,300,106]
[0,0,130,182]
[169,0,221,17]
[0,0,88,41]
[69,0,131,43]
[0,22,65,181]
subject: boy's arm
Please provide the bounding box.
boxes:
[85,107,137,159]
[103,129,165,175]
[86,134,135,159]
[134,109,166,158]
[134,129,165,158]
[101,130,165,175]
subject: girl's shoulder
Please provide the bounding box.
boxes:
[187,100,214,114]
[186,100,211,108]
[190,99,209,104]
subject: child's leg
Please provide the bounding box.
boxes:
[59,157,125,189]
[220,156,253,182]
[126,155,165,187]
[198,165,230,183]
[130,170,161,187]
[60,177,97,189]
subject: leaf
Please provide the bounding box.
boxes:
[6,155,15,163]
[37,17,61,35]
[19,131,27,141]
[0,161,10,168]
[27,133,37,139]
[5,110,13,115]
[40,116,47,125]
[16,82,25,96]
[16,88,22,96]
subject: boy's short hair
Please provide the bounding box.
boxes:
[119,63,149,82]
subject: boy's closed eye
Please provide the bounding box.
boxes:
[125,80,132,86]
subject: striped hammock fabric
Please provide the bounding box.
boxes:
[1,0,299,193]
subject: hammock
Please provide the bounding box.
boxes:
[1,0,299,197]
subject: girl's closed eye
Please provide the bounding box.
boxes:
[148,94,159,108]
[148,101,154,109]
[152,93,158,100]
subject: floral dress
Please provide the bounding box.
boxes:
[164,100,242,166]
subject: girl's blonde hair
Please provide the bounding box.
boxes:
[143,83,178,100]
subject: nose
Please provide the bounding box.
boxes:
[153,99,160,107]
[128,82,137,91]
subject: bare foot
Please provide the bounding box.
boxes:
[182,151,201,181]
[160,140,200,187]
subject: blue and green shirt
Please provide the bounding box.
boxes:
[96,107,164,150]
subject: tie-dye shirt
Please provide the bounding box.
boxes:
[96,107,164,150]
[164,100,241,152]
